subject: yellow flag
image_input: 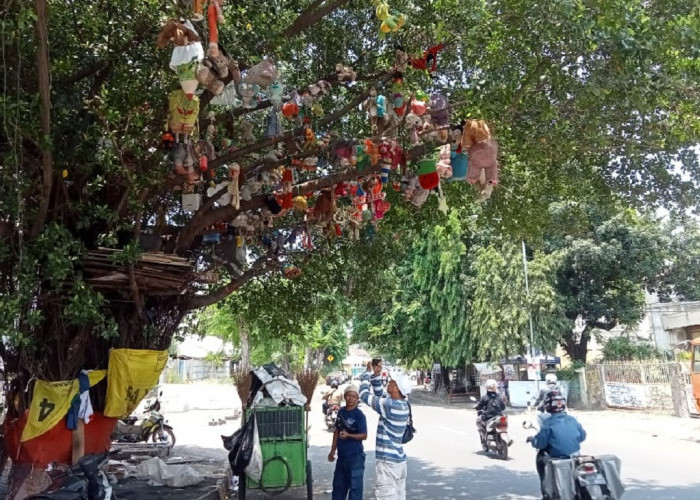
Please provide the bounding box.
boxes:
[104,349,168,418]
[22,370,106,442]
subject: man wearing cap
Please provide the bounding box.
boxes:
[328,384,368,500]
[360,363,411,500]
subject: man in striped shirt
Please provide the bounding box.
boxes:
[359,363,412,500]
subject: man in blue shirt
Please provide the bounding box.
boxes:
[527,394,587,497]
[328,385,367,500]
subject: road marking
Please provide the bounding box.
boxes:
[435,425,471,437]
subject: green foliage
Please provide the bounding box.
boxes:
[556,361,585,381]
[601,336,661,362]
[203,350,226,368]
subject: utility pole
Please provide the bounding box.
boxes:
[522,240,535,356]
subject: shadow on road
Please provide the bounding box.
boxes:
[623,478,700,500]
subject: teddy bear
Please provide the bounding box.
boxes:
[308,80,332,98]
[157,20,200,49]
[335,63,357,82]
[405,112,422,145]
[196,65,224,95]
[158,20,204,98]
[461,119,499,200]
[436,144,452,179]
[240,120,256,144]
[243,59,278,89]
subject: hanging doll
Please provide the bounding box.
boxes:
[168,89,200,140]
[405,112,422,146]
[267,79,285,109]
[410,43,446,79]
[192,0,205,21]
[364,88,379,133]
[391,72,406,116]
[335,63,357,82]
[207,0,225,57]
[240,120,256,144]
[238,82,259,109]
[158,20,204,99]
[449,122,468,181]
[462,119,499,201]
[281,166,295,210]
[227,163,241,209]
[243,59,279,89]
[264,108,282,139]
[373,0,406,38]
[429,93,450,142]
[436,144,452,179]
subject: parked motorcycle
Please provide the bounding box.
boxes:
[112,396,176,448]
[325,404,339,431]
[26,452,113,500]
[477,411,511,460]
[523,419,624,500]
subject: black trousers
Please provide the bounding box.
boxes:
[536,449,547,497]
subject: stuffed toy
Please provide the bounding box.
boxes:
[391,72,406,116]
[373,0,406,38]
[207,0,225,57]
[303,126,316,153]
[282,101,299,120]
[267,80,285,108]
[293,196,308,212]
[308,80,332,98]
[227,163,241,209]
[449,123,467,180]
[436,144,452,178]
[421,114,439,143]
[405,112,422,145]
[364,88,379,132]
[202,47,230,78]
[158,20,204,98]
[335,63,357,82]
[196,65,224,95]
[243,59,278,88]
[192,0,205,21]
[461,119,499,198]
[395,46,409,71]
[157,19,200,49]
[364,139,380,167]
[238,82,259,109]
[411,98,427,116]
[313,189,335,221]
[410,43,446,79]
[240,120,256,144]
[264,109,281,139]
[416,158,440,190]
[193,139,216,179]
[168,89,200,138]
[311,102,324,117]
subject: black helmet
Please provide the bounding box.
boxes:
[546,393,567,413]
[330,380,339,388]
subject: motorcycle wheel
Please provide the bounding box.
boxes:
[151,426,176,448]
[497,440,508,460]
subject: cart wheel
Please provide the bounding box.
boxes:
[238,474,246,500]
[306,460,313,500]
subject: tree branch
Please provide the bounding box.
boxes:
[280,0,353,39]
[186,254,273,310]
[29,0,54,239]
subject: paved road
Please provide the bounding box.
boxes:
[162,385,700,499]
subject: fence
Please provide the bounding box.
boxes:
[582,361,697,416]
[163,358,232,382]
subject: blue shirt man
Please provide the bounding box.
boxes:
[328,385,367,500]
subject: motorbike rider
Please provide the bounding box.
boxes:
[475,379,505,445]
[534,373,560,411]
[527,394,587,498]
[323,380,344,416]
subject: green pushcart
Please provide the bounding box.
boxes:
[237,405,313,499]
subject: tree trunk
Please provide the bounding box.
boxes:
[561,327,591,363]
[238,319,250,370]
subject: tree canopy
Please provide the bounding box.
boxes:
[0,0,698,384]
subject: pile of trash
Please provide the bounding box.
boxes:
[246,364,308,408]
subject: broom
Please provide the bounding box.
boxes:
[295,368,320,410]
[232,368,252,411]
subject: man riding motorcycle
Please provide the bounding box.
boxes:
[322,380,344,416]
[475,379,506,447]
[527,393,587,498]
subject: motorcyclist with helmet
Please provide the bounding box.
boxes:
[323,380,343,416]
[527,393,587,498]
[475,379,506,447]
[534,373,560,411]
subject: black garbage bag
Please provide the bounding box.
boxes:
[228,416,256,475]
[221,426,244,451]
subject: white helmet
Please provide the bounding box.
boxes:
[545,373,558,384]
[485,379,498,391]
